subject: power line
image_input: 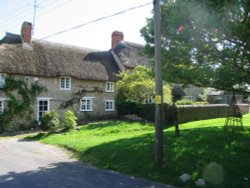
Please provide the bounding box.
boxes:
[40,2,152,40]
[0,0,69,32]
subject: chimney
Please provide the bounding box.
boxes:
[21,22,32,44]
[111,31,124,49]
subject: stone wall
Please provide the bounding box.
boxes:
[0,74,117,130]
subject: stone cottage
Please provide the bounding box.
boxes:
[0,22,149,125]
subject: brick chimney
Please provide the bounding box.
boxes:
[111,31,124,49]
[21,22,32,44]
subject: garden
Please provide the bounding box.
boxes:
[26,113,250,188]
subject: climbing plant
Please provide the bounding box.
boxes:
[0,76,45,133]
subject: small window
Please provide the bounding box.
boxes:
[0,74,6,88]
[105,100,115,111]
[105,82,114,92]
[60,77,71,90]
[80,97,93,112]
[0,100,4,113]
[184,96,195,101]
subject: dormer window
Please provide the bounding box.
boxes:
[105,82,114,92]
[0,74,6,88]
[60,77,71,90]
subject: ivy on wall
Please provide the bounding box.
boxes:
[60,86,103,109]
[0,76,46,133]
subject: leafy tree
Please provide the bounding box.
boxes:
[116,66,172,104]
[141,0,250,93]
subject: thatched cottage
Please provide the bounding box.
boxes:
[0,22,149,124]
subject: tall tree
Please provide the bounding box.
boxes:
[141,0,250,93]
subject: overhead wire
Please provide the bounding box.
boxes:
[40,1,152,40]
[0,0,70,33]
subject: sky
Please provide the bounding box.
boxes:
[0,0,153,50]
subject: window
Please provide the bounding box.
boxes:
[80,97,93,111]
[184,96,195,101]
[0,74,6,88]
[37,98,51,121]
[60,77,71,90]
[0,100,3,113]
[105,100,115,111]
[105,82,114,92]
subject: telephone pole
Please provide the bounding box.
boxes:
[153,0,164,166]
[32,0,38,36]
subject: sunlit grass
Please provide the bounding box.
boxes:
[27,114,250,188]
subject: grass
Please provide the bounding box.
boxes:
[26,114,250,188]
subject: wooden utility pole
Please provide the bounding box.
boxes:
[153,0,164,166]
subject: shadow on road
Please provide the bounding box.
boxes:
[0,161,171,188]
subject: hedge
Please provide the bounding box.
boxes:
[116,101,176,125]
[177,104,228,123]
[116,101,237,125]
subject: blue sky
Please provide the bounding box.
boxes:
[0,0,153,50]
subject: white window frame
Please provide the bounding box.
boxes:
[80,97,94,112]
[60,77,71,90]
[184,96,195,101]
[105,82,115,92]
[105,100,115,111]
[0,74,6,88]
[36,98,52,121]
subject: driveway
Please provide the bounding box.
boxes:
[0,137,175,188]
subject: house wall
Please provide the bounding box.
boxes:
[0,74,117,127]
[183,85,204,101]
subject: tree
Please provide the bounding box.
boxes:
[116,66,172,104]
[141,0,250,93]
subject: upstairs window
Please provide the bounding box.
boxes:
[80,97,93,112]
[0,74,6,88]
[60,77,71,90]
[105,82,114,92]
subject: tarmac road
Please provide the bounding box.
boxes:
[0,137,176,188]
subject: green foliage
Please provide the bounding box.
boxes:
[176,99,194,105]
[116,99,176,125]
[0,76,45,133]
[40,110,60,133]
[141,0,250,93]
[62,109,78,131]
[27,114,250,188]
[116,66,172,104]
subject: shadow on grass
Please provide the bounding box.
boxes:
[78,127,250,188]
[25,132,51,141]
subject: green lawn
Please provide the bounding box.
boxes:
[27,114,250,188]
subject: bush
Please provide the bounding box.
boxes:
[40,110,60,133]
[175,99,194,105]
[62,110,78,131]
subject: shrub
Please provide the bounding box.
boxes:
[175,99,194,105]
[40,110,60,133]
[62,110,78,131]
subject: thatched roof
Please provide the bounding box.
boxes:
[0,34,149,81]
[0,40,120,81]
[112,41,150,68]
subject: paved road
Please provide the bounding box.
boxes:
[0,137,175,188]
